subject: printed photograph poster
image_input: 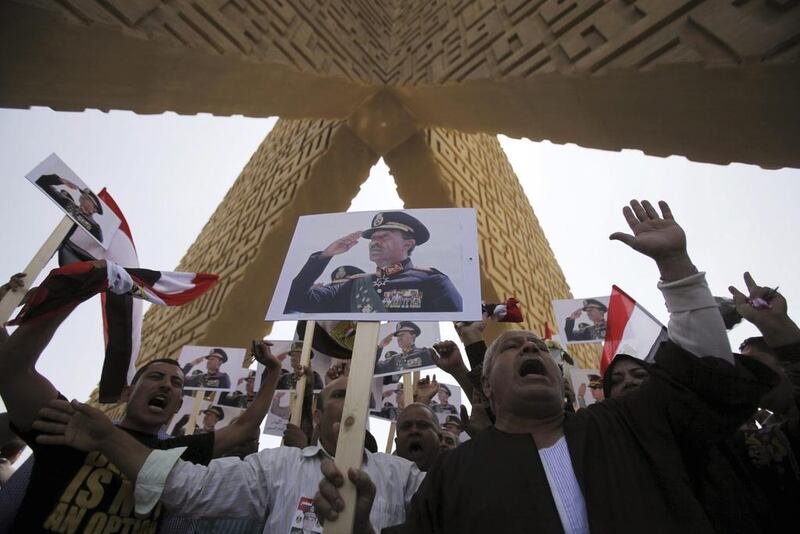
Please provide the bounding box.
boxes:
[268,340,329,391]
[552,296,610,346]
[265,208,481,322]
[218,366,260,409]
[430,382,461,426]
[374,321,440,378]
[168,399,243,437]
[178,345,249,393]
[26,153,121,249]
[568,367,604,411]
[262,390,321,437]
[370,375,405,422]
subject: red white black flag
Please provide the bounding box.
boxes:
[600,285,668,374]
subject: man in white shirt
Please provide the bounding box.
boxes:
[31,375,425,533]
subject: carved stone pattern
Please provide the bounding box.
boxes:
[423,127,599,368]
[26,0,800,85]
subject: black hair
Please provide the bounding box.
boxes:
[130,358,183,386]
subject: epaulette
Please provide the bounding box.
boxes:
[348,273,371,280]
[410,267,433,273]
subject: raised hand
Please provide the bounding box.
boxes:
[413,375,440,404]
[283,422,309,449]
[326,361,349,384]
[252,340,279,372]
[610,200,696,281]
[569,308,582,320]
[0,273,26,301]
[378,333,394,349]
[430,341,466,374]
[33,399,115,451]
[729,272,800,347]
[321,231,363,258]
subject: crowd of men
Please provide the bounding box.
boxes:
[0,199,797,533]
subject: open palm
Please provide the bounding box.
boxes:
[610,200,686,260]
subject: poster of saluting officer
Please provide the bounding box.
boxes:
[26,153,121,249]
[178,345,250,393]
[266,209,481,322]
[551,296,611,345]
[374,321,440,377]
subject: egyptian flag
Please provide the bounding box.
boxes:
[10,261,218,402]
[600,285,668,374]
[58,189,143,402]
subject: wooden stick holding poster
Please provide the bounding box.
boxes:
[0,216,74,325]
[184,390,205,436]
[403,373,414,407]
[324,321,381,534]
[385,423,396,454]
[290,320,316,426]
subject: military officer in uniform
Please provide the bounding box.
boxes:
[284,211,462,314]
[172,404,225,436]
[564,298,608,341]
[183,348,232,390]
[35,173,105,243]
[375,321,434,375]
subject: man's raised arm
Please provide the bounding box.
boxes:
[610,199,732,362]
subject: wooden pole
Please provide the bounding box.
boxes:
[0,216,73,325]
[290,320,316,426]
[185,390,204,436]
[385,423,396,454]
[324,321,380,534]
[403,373,414,407]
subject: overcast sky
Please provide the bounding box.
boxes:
[1,107,798,449]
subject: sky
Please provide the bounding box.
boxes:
[1,106,799,450]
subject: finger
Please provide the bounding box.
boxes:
[31,420,67,434]
[621,206,639,231]
[37,407,73,424]
[609,232,635,247]
[320,459,344,487]
[658,201,674,220]
[35,435,69,446]
[428,348,440,364]
[349,467,376,497]
[313,491,337,522]
[70,400,95,416]
[743,272,758,293]
[630,200,648,222]
[728,285,748,305]
[460,404,469,425]
[641,200,660,220]
[318,479,345,512]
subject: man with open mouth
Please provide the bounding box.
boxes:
[0,260,282,533]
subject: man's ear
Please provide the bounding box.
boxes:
[481,374,492,402]
[402,238,416,253]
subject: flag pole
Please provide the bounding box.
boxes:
[324,321,380,534]
[0,216,74,324]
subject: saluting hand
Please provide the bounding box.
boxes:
[321,231,363,258]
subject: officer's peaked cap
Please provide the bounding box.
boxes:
[582,299,607,313]
[394,321,421,337]
[205,348,228,363]
[203,405,225,421]
[362,212,429,245]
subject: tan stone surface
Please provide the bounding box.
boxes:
[2,0,798,167]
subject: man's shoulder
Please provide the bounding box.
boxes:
[408,267,450,279]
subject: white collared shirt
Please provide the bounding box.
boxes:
[134,444,424,533]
